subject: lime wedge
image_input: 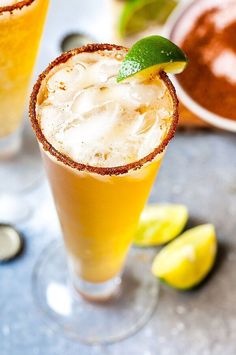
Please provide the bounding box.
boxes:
[118,0,177,38]
[152,224,217,290]
[134,204,188,247]
[117,35,188,82]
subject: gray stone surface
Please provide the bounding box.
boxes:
[1,130,236,355]
[1,0,236,354]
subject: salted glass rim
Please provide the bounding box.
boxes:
[29,43,179,176]
[0,0,36,13]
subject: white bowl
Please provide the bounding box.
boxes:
[164,0,236,132]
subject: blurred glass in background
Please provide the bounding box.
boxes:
[0,0,49,222]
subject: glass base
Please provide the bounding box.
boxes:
[0,128,22,159]
[0,123,43,193]
[70,269,121,302]
[32,240,159,345]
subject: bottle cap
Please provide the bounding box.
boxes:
[0,224,23,262]
[61,33,94,52]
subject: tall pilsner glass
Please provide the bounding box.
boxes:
[0,0,49,194]
[30,44,178,344]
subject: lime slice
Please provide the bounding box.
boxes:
[134,204,188,247]
[118,0,177,38]
[117,35,188,82]
[152,224,217,290]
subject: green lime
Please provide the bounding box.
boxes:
[134,204,188,247]
[117,35,188,82]
[118,0,177,38]
[152,224,217,290]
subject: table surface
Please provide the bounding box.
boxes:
[1,1,236,354]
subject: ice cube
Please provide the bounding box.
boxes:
[46,63,86,104]
[71,89,96,116]
[135,111,156,135]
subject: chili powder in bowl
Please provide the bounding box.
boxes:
[165,0,236,132]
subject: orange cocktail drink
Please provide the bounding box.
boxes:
[30,44,178,295]
[0,0,49,153]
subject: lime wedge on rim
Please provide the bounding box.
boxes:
[134,204,188,247]
[152,224,217,290]
[117,35,188,82]
[118,0,177,38]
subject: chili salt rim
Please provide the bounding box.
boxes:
[0,0,35,14]
[29,43,179,176]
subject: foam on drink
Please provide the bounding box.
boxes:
[37,49,174,167]
[0,0,22,5]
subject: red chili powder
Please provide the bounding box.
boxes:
[177,7,236,120]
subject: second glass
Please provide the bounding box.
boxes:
[0,0,49,195]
